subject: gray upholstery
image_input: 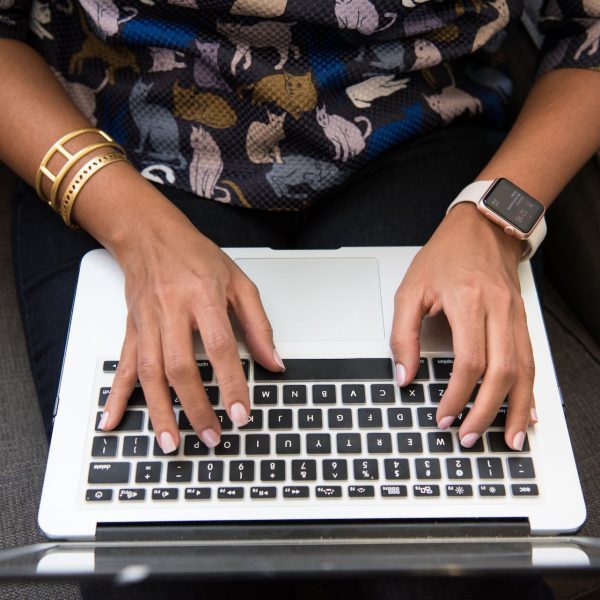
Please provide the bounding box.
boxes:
[0,162,598,599]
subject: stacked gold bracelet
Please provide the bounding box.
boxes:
[35,128,129,229]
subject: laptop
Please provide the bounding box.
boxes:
[2,246,598,579]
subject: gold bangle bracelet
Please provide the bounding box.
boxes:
[35,128,124,203]
[60,151,129,230]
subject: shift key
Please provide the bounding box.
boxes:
[88,462,130,484]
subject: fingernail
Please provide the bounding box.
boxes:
[273,348,286,371]
[395,363,406,386]
[530,407,538,423]
[438,415,455,430]
[98,411,109,430]
[460,433,480,448]
[159,431,177,454]
[512,431,525,452]
[200,428,220,449]
[230,402,249,428]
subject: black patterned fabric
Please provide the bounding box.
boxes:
[1,0,599,209]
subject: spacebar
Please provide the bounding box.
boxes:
[253,359,393,381]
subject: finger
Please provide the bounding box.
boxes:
[136,315,179,454]
[196,301,249,429]
[459,294,516,447]
[162,318,221,449]
[435,295,486,430]
[390,285,429,386]
[231,275,284,372]
[101,315,139,431]
[504,302,535,450]
[529,395,538,426]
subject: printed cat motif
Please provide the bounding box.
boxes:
[471,0,509,52]
[193,40,228,91]
[230,0,288,17]
[129,79,186,168]
[316,105,371,162]
[266,154,341,200]
[335,0,397,35]
[149,48,186,72]
[346,74,409,109]
[246,111,286,164]
[217,20,300,74]
[367,41,405,70]
[238,71,318,120]
[78,0,137,38]
[189,125,231,202]
[141,164,176,184]
[574,20,600,60]
[423,82,482,123]
[173,81,237,129]
[30,1,54,40]
[412,39,442,70]
[402,0,431,7]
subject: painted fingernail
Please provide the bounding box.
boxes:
[460,433,480,448]
[530,407,538,424]
[230,402,249,428]
[273,348,286,372]
[200,428,220,449]
[98,411,109,430]
[395,363,406,386]
[159,431,177,454]
[438,415,455,430]
[512,431,525,452]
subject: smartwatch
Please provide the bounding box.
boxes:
[447,178,547,261]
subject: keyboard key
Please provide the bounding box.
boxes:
[400,384,425,404]
[178,412,193,431]
[152,488,178,500]
[88,462,130,484]
[284,486,309,498]
[316,486,342,498]
[508,457,535,479]
[254,385,278,405]
[198,461,224,482]
[491,406,508,428]
[96,410,144,432]
[459,436,485,453]
[307,433,331,454]
[452,409,470,428]
[477,458,504,479]
[488,432,530,453]
[245,434,270,455]
[251,487,277,499]
[185,487,211,500]
[240,359,250,379]
[196,359,213,382]
[283,385,307,405]
[292,459,317,481]
[479,484,506,497]
[396,432,423,453]
[99,387,111,406]
[215,410,233,431]
[229,460,255,482]
[119,488,145,501]
[428,384,447,404]
[86,488,113,502]
[445,458,472,479]
[415,458,441,480]
[367,432,392,453]
[276,434,301,454]
[298,409,323,429]
[414,357,430,381]
[183,435,209,456]
[261,460,286,481]
[384,458,410,480]
[136,462,161,483]
[337,433,362,454]
[268,409,293,429]
[254,358,393,381]
[312,384,336,404]
[342,384,365,404]
[387,408,413,428]
[370,384,395,404]
[103,360,119,372]
[205,386,219,406]
[432,358,454,380]
[414,484,440,497]
[417,407,437,428]
[427,432,454,453]
[322,459,348,481]
[123,388,146,407]
[92,436,118,457]
[446,484,473,497]
[358,408,383,428]
[328,408,353,429]
[214,435,240,455]
[167,461,193,483]
[218,487,244,499]
[381,485,407,497]
[354,459,378,480]
[153,437,178,457]
[511,484,539,497]
[240,410,263,430]
[123,435,149,457]
[349,485,375,498]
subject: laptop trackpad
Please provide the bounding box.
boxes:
[236,258,385,342]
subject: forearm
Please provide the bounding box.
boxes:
[478,68,600,208]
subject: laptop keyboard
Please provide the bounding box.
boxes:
[86,357,538,504]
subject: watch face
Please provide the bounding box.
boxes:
[482,179,545,234]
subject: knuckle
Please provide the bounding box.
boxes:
[164,354,197,382]
[488,358,517,383]
[137,355,163,381]
[205,328,235,358]
[456,353,486,379]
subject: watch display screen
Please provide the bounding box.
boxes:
[482,179,544,234]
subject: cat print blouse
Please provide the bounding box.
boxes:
[1,0,599,209]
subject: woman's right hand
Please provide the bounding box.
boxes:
[73,163,284,453]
